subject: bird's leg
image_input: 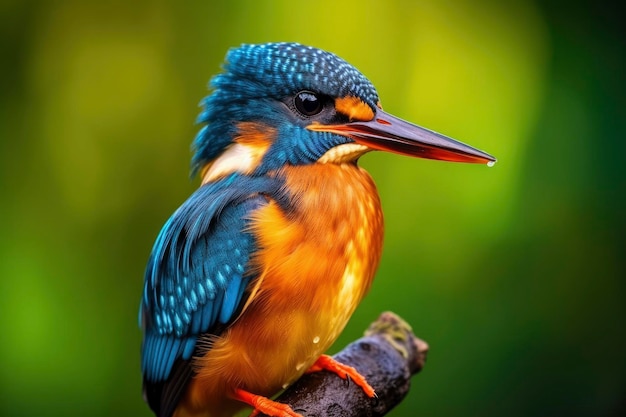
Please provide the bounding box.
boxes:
[233,388,303,417]
[306,354,376,398]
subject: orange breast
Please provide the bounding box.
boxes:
[177,162,384,417]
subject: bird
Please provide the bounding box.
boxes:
[139,42,495,417]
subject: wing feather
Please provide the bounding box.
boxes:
[139,175,285,416]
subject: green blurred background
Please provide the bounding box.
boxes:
[1,0,624,415]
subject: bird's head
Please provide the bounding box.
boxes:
[193,43,495,182]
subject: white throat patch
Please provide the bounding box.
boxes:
[318,143,370,164]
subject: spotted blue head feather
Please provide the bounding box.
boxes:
[192,42,380,176]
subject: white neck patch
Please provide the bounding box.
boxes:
[201,142,268,184]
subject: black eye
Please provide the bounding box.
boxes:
[294,91,324,116]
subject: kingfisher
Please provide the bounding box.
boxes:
[139,42,495,417]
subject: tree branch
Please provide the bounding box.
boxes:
[258,312,429,417]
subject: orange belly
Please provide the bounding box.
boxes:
[176,163,384,417]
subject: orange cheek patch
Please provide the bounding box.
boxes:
[334,96,375,122]
[234,122,276,148]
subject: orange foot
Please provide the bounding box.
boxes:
[233,388,303,417]
[306,354,376,398]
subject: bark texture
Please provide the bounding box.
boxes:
[257,311,429,417]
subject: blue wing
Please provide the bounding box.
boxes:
[139,175,283,386]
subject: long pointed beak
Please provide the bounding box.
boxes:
[309,108,496,165]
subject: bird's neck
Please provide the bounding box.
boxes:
[278,162,384,248]
[251,162,385,310]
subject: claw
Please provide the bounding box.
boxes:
[306,354,376,398]
[233,388,303,417]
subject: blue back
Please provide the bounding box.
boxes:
[140,174,287,383]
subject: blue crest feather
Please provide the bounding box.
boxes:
[191,42,379,176]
